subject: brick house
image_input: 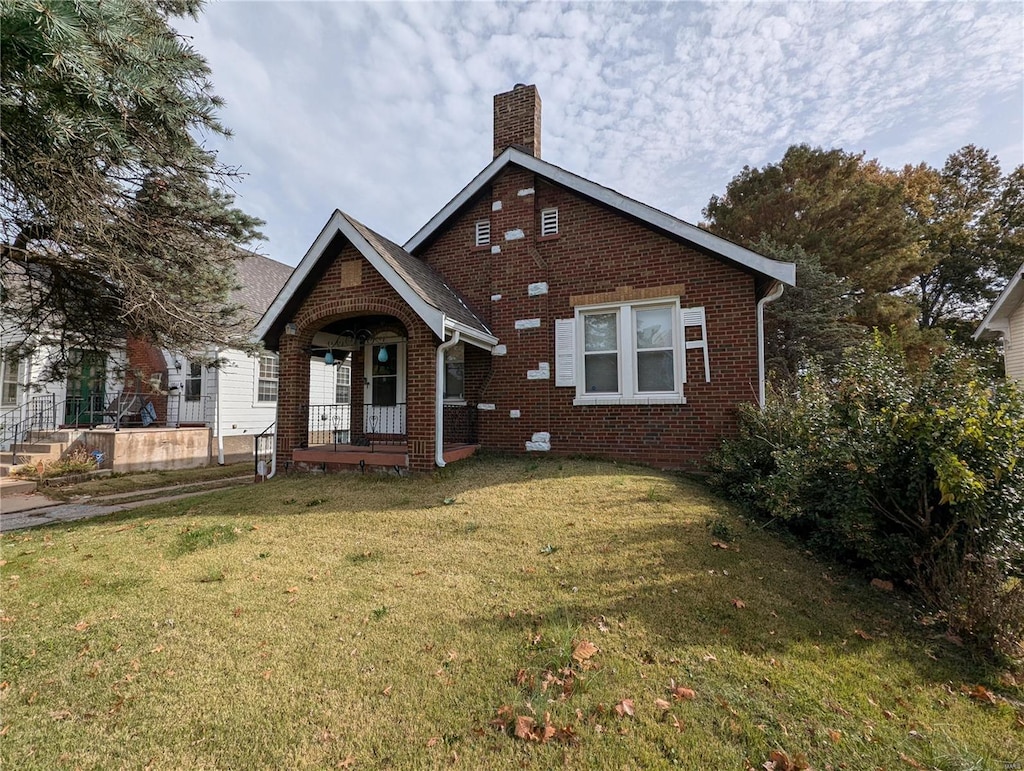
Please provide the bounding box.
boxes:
[255,85,796,473]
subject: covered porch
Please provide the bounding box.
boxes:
[256,210,498,473]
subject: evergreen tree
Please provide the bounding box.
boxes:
[1,0,263,377]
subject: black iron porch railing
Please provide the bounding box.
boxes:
[1,394,58,454]
[307,403,352,447]
[443,403,478,445]
[254,422,275,479]
[361,402,405,445]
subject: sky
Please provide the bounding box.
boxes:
[176,1,1024,267]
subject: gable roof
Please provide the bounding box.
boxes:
[254,210,496,350]
[405,147,796,287]
[974,262,1024,340]
[232,251,294,320]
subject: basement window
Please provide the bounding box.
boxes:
[540,207,558,237]
[475,220,490,246]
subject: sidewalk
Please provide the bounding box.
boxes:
[0,476,253,532]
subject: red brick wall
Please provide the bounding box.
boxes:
[420,170,761,470]
[125,338,170,423]
[276,245,439,472]
[493,84,541,158]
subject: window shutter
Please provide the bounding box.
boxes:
[554,318,576,387]
[681,306,710,382]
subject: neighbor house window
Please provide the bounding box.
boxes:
[1,355,22,407]
[335,361,351,404]
[475,220,490,246]
[184,361,202,402]
[257,353,279,402]
[555,299,685,404]
[540,207,558,236]
[443,343,465,402]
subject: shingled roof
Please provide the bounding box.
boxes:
[232,251,294,321]
[254,210,497,350]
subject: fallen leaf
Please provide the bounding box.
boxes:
[285,586,299,594]
[73,620,90,632]
[703,652,718,662]
[426,737,439,748]
[514,715,536,741]
[898,752,926,769]
[614,698,635,717]
[232,607,243,617]
[731,598,746,609]
[870,578,894,592]
[854,629,874,640]
[150,644,164,654]
[828,729,842,743]
[337,756,355,769]
[382,685,392,697]
[672,686,697,701]
[654,698,671,711]
[572,640,598,663]
[711,541,731,550]
[670,714,683,732]
[963,684,997,704]
[49,709,73,721]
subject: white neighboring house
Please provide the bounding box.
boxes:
[0,252,346,464]
[975,262,1024,383]
[160,252,347,463]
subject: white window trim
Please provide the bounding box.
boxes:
[255,352,279,404]
[474,220,490,247]
[570,298,686,406]
[541,207,558,236]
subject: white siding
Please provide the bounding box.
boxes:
[308,359,337,403]
[1006,298,1024,384]
[213,349,277,436]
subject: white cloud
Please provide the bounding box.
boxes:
[175,0,1023,264]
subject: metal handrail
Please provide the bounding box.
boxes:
[254,421,275,480]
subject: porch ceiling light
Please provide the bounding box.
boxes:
[324,351,335,366]
[377,347,389,363]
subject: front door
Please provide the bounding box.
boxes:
[65,350,107,425]
[363,342,406,436]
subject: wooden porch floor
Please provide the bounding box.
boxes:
[292,442,479,469]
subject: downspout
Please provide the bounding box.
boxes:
[214,347,225,465]
[435,328,461,468]
[756,281,785,409]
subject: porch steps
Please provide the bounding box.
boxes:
[0,477,38,497]
[292,442,480,471]
[0,441,68,473]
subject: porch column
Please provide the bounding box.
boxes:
[276,332,311,470]
[404,326,437,472]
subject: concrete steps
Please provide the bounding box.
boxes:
[0,477,37,497]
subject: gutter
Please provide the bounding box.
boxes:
[214,348,225,465]
[756,281,785,409]
[435,328,461,467]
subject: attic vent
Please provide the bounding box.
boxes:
[475,220,491,246]
[541,207,558,237]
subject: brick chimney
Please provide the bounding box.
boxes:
[493,84,541,158]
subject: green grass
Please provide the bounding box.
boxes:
[1,457,1020,769]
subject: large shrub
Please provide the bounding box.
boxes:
[710,334,1024,657]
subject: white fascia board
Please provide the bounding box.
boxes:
[974,265,1023,340]
[403,149,796,286]
[404,150,512,253]
[445,318,499,350]
[253,210,446,343]
[252,210,347,343]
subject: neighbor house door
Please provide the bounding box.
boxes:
[65,350,107,425]
[363,342,406,436]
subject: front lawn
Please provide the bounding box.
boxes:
[1,456,1020,769]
